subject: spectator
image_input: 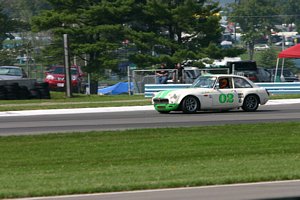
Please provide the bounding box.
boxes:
[172,63,184,83]
[155,63,169,84]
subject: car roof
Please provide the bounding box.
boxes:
[51,65,79,69]
[0,66,21,69]
[202,74,246,78]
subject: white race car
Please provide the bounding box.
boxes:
[152,74,269,113]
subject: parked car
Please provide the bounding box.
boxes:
[182,67,201,83]
[254,44,270,51]
[0,66,28,80]
[275,41,294,47]
[152,74,269,113]
[226,61,271,82]
[266,68,299,82]
[167,66,201,84]
[236,67,271,82]
[44,65,86,93]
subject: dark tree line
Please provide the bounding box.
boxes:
[2,0,300,74]
[31,0,226,75]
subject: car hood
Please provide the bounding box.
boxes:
[153,88,212,99]
[51,73,65,77]
[0,75,23,80]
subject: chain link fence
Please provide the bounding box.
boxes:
[132,68,229,94]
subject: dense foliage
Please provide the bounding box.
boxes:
[229,0,300,60]
[31,0,223,75]
[0,4,32,65]
[1,0,300,75]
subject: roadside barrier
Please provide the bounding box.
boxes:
[0,82,51,100]
[144,82,300,98]
[256,82,300,94]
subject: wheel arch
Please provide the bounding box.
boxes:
[244,93,261,104]
[180,95,201,111]
[242,93,260,112]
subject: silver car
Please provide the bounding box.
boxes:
[0,66,28,80]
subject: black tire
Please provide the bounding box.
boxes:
[0,86,7,99]
[34,82,51,99]
[35,82,49,89]
[181,96,199,114]
[29,89,41,99]
[18,86,30,100]
[242,95,259,112]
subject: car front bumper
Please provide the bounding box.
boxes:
[154,103,179,112]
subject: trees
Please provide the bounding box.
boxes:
[32,0,222,76]
[277,0,300,33]
[229,0,278,60]
[0,4,31,65]
[0,4,13,44]
[129,0,222,65]
[0,0,51,23]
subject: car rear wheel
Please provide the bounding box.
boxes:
[181,96,199,114]
[242,95,259,112]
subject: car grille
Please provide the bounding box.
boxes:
[153,98,169,104]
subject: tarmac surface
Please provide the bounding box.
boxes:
[0,98,300,117]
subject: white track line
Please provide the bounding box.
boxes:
[8,179,300,200]
[0,99,299,117]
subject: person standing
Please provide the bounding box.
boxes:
[172,63,184,83]
[155,63,169,84]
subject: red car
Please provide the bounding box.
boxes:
[44,65,86,93]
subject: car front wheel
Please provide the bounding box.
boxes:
[242,95,259,112]
[181,96,199,114]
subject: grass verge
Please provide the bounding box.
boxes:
[0,92,299,112]
[0,92,151,111]
[1,122,300,198]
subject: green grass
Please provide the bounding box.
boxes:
[0,92,151,111]
[0,91,299,111]
[1,122,300,198]
[269,94,300,99]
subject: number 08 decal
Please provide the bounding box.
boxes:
[219,93,234,103]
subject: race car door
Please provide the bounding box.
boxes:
[211,77,239,109]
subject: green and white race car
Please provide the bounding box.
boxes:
[152,74,269,114]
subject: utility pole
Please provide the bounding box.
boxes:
[85,54,91,95]
[63,34,72,97]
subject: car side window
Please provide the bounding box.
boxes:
[216,77,232,89]
[233,77,252,88]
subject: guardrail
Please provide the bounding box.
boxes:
[144,82,300,98]
[257,82,300,94]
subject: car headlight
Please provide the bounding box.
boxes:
[46,74,54,80]
[169,93,179,103]
[72,75,77,81]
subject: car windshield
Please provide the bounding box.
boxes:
[0,67,22,76]
[52,67,78,75]
[191,76,217,88]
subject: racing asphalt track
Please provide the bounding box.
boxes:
[0,98,300,117]
[0,99,300,136]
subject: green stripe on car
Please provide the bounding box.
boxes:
[156,90,173,98]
